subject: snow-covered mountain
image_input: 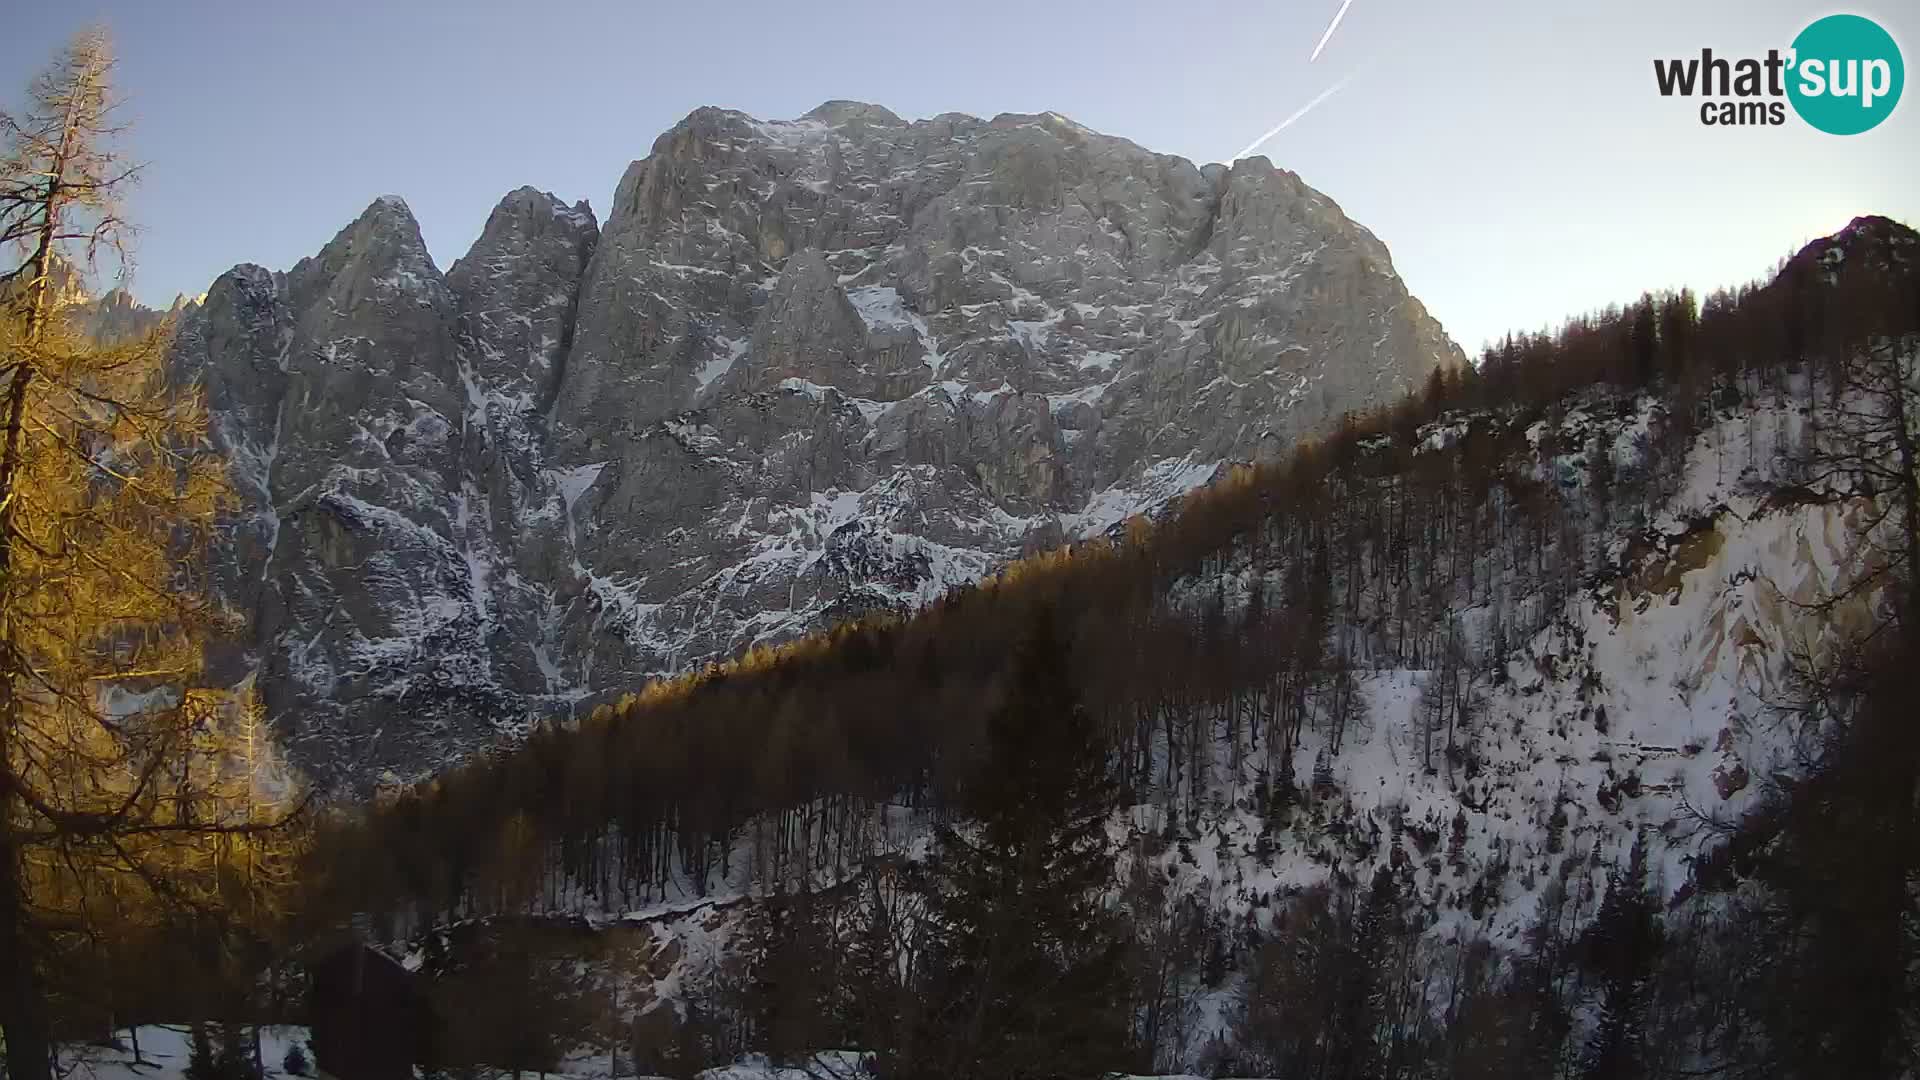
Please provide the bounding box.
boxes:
[163,102,1462,790]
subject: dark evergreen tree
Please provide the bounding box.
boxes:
[1627,295,1660,384]
[1579,832,1662,1080]
[186,1022,219,1080]
[912,606,1128,1080]
[215,1022,257,1080]
[1324,866,1399,1080]
[425,924,592,1080]
[740,879,839,1061]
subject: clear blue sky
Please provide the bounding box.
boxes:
[6,0,1916,353]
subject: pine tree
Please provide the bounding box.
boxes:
[1324,866,1399,1080]
[912,605,1127,1080]
[428,925,591,1080]
[1579,832,1661,1080]
[215,1020,256,1080]
[186,1023,214,1080]
[741,877,838,1062]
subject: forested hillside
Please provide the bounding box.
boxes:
[291,214,1920,1079]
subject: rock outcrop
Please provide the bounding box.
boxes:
[167,103,1463,789]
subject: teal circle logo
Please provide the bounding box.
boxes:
[1788,14,1904,134]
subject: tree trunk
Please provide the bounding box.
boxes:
[0,101,70,1080]
[608,984,620,1079]
[0,841,49,1080]
[0,280,53,1080]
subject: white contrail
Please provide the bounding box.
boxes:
[1309,0,1356,61]
[1232,77,1352,160]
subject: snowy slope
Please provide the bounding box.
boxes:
[414,387,1879,1073]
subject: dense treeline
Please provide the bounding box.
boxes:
[300,216,1920,1078]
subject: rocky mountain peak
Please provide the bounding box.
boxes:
[167,103,1466,791]
[1785,213,1919,284]
[449,186,599,398]
[286,195,449,315]
[801,99,904,127]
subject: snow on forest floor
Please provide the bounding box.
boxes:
[61,1026,313,1080]
[59,1028,883,1080]
[1091,393,1874,1062]
[58,1031,1253,1080]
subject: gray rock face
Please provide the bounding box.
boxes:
[167,103,1462,790]
[450,186,598,403]
[170,193,601,782]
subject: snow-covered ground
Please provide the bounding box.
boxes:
[61,1026,884,1080]
[62,1026,313,1080]
[688,1052,872,1080]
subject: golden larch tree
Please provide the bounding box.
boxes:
[1,29,299,1080]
